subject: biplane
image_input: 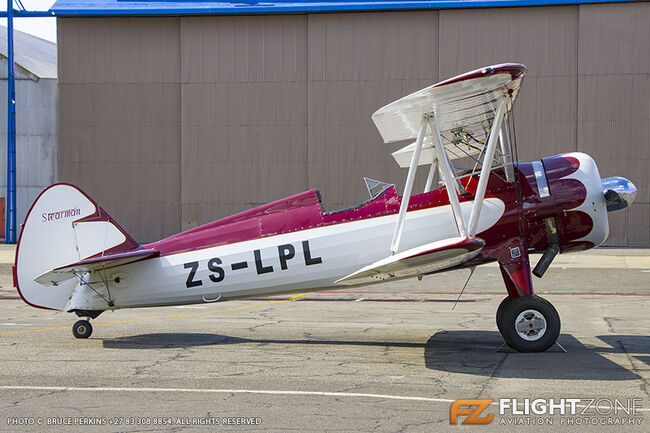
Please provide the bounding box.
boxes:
[14,63,636,352]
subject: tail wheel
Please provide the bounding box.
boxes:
[498,295,560,352]
[72,320,93,339]
[495,296,512,335]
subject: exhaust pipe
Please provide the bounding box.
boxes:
[533,244,560,278]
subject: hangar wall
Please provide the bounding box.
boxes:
[0,73,57,233]
[58,18,181,240]
[0,29,57,235]
[57,3,650,245]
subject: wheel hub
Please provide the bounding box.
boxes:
[515,309,547,341]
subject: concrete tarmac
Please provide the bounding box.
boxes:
[0,245,648,432]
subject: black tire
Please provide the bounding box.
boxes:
[496,296,512,335]
[72,320,93,339]
[498,295,560,352]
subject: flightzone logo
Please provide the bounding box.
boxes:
[450,398,644,426]
[450,400,494,425]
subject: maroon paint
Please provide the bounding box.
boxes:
[432,63,526,88]
[52,248,160,272]
[540,155,594,252]
[556,211,595,253]
[147,189,324,255]
[404,237,485,261]
[543,154,580,179]
[145,182,478,256]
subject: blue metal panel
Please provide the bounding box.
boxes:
[49,0,636,16]
[6,0,16,243]
[0,11,54,17]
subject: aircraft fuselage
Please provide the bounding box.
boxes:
[64,152,615,312]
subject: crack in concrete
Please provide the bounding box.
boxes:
[8,389,63,408]
[476,353,508,398]
[134,350,189,376]
[603,317,617,333]
[396,419,438,433]
[616,338,649,398]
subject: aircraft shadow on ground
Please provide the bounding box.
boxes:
[423,331,646,380]
[101,333,427,350]
[102,331,645,380]
[597,335,650,367]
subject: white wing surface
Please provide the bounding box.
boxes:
[373,64,526,166]
[336,237,485,286]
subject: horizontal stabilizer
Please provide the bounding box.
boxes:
[34,248,159,286]
[336,237,484,286]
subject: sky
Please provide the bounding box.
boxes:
[0,1,57,43]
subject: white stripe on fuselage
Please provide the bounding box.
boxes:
[66,198,505,310]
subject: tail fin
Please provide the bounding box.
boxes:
[15,183,140,311]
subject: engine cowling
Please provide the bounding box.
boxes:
[523,152,636,254]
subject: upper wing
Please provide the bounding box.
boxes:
[335,237,484,286]
[33,248,159,286]
[373,64,526,166]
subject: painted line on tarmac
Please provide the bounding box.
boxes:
[248,297,478,303]
[0,385,456,403]
[318,291,650,297]
[1,386,648,412]
[0,293,308,337]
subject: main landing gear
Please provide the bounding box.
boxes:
[496,295,560,352]
[494,238,561,352]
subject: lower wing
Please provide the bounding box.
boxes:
[335,237,484,286]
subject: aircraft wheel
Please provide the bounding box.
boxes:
[495,296,512,334]
[498,295,560,352]
[72,320,93,339]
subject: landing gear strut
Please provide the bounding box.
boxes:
[496,295,560,352]
[72,320,93,339]
[493,237,561,352]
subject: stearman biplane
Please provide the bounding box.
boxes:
[14,63,637,352]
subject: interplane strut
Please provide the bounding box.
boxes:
[389,95,509,254]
